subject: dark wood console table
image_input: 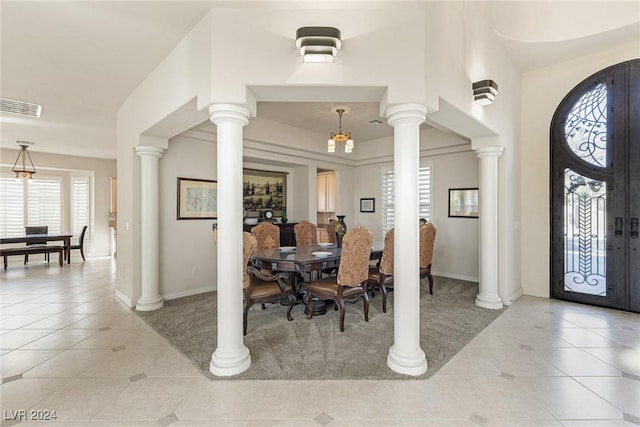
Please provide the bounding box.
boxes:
[243,222,297,246]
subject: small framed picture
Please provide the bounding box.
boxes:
[448,188,479,218]
[177,177,218,220]
[360,198,375,213]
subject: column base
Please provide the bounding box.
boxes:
[475,294,503,310]
[387,344,428,376]
[136,296,164,311]
[210,345,251,377]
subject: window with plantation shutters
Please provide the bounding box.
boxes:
[0,178,25,237]
[27,178,62,234]
[381,165,432,236]
[71,176,90,238]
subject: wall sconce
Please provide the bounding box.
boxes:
[472,80,498,106]
[295,27,341,63]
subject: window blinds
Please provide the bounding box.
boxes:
[381,166,432,235]
[72,177,90,237]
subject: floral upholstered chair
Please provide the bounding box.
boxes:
[326,219,337,244]
[367,227,394,313]
[304,226,373,332]
[251,222,280,250]
[242,232,295,335]
[294,220,318,246]
[419,223,437,294]
[251,222,280,276]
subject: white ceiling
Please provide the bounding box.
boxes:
[1,1,638,160]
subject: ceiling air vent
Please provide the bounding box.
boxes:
[0,98,42,118]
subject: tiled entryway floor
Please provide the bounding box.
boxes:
[1,258,639,426]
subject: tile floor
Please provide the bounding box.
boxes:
[1,258,639,426]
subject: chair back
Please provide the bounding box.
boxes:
[337,226,373,287]
[326,219,337,244]
[294,220,318,246]
[78,225,88,247]
[25,226,48,235]
[419,223,437,269]
[25,226,48,246]
[243,232,258,289]
[251,222,280,250]
[378,227,394,275]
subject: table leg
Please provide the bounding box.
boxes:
[65,237,71,264]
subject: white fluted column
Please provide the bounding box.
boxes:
[135,145,165,311]
[209,104,251,376]
[386,103,428,376]
[475,146,504,309]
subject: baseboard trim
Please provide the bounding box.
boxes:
[505,287,524,305]
[164,286,216,301]
[115,288,133,308]
[431,270,479,283]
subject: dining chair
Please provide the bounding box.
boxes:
[367,227,394,313]
[419,223,437,294]
[69,225,88,261]
[250,221,281,296]
[24,226,49,264]
[326,219,337,244]
[251,222,280,250]
[305,226,373,332]
[242,232,296,335]
[294,220,318,246]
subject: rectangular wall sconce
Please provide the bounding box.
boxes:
[472,80,498,106]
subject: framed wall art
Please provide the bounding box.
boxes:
[360,197,375,213]
[243,169,287,219]
[177,177,218,220]
[448,188,479,218]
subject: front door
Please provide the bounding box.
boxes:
[551,59,640,313]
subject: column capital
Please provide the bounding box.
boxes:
[385,103,427,127]
[135,145,165,158]
[209,104,251,127]
[474,146,504,159]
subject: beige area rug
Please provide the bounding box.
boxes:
[136,276,505,380]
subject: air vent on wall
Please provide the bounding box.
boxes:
[0,98,42,118]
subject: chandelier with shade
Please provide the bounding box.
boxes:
[12,141,37,179]
[328,107,353,153]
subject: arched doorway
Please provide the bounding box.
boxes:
[551,59,640,312]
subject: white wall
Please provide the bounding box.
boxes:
[0,148,116,258]
[354,128,479,281]
[521,42,640,298]
[160,116,358,297]
[117,2,524,305]
[160,119,479,297]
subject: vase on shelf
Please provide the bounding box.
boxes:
[335,215,347,248]
[281,207,288,224]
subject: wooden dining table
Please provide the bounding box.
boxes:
[251,242,384,314]
[0,234,73,264]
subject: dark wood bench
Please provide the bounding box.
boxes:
[1,246,64,269]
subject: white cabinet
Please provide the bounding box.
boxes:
[317,171,336,212]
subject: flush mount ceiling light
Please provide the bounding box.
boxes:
[472,80,498,106]
[295,27,341,63]
[0,97,42,118]
[12,141,37,179]
[328,106,353,153]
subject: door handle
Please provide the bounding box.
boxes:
[615,217,623,237]
[631,217,639,239]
